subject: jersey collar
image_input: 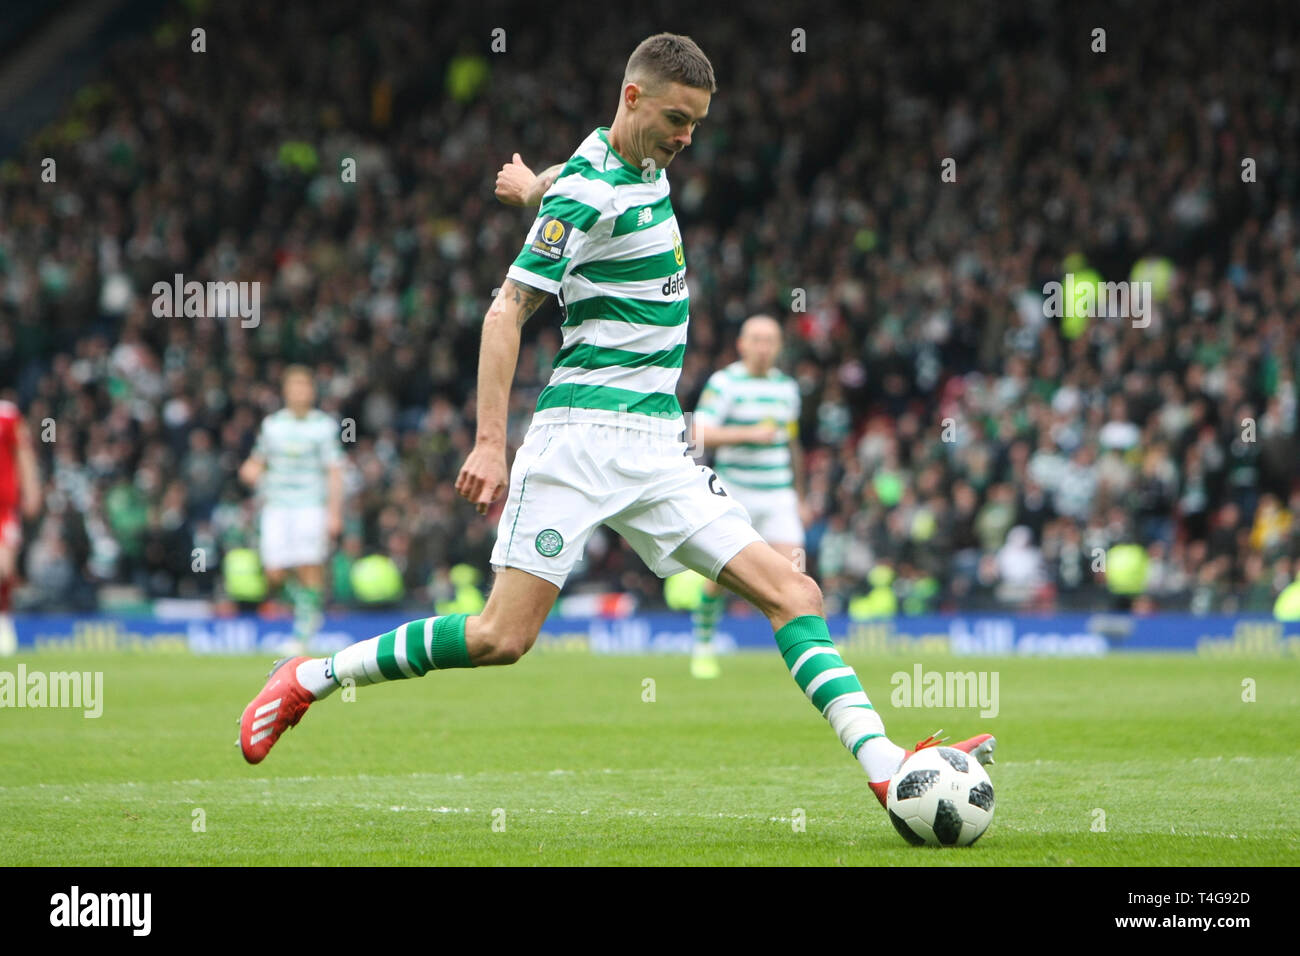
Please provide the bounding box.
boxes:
[596,127,662,181]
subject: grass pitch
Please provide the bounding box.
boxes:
[1,648,1296,865]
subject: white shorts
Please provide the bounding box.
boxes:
[260,505,328,570]
[491,422,763,589]
[724,483,805,546]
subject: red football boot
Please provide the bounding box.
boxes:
[239,656,315,764]
[869,730,996,808]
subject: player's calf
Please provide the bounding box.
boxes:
[461,565,558,664]
[718,542,824,628]
[464,615,537,665]
[236,569,561,761]
[237,613,478,760]
[237,605,557,759]
[327,613,475,686]
[717,542,924,795]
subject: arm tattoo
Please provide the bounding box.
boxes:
[502,279,551,328]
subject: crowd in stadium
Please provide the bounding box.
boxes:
[2,0,1298,614]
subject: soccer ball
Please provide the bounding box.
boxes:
[886,746,995,846]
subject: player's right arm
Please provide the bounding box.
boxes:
[455,279,552,515]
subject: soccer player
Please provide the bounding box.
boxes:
[240,33,993,810]
[0,397,41,628]
[238,366,343,653]
[687,315,806,678]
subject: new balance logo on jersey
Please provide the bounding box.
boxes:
[662,271,686,296]
[636,207,653,227]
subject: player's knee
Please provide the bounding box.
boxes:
[779,572,823,620]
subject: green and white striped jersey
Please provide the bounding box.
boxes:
[507,127,688,433]
[253,408,343,508]
[693,362,801,490]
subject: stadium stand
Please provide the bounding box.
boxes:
[2,0,1298,613]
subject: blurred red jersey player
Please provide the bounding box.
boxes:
[0,399,42,613]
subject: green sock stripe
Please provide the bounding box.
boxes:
[774,614,833,667]
[781,638,835,672]
[405,618,434,676]
[850,732,883,757]
[431,613,472,669]
[789,650,845,692]
[811,673,866,712]
[374,628,406,681]
[328,653,342,687]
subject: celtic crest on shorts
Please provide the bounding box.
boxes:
[535,529,563,557]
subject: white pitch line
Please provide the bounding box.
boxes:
[0,765,832,795]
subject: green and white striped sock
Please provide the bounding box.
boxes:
[773,614,904,782]
[292,584,323,644]
[692,590,723,647]
[299,614,474,700]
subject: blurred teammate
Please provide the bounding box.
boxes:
[0,397,41,653]
[238,366,343,653]
[240,34,993,810]
[688,315,806,678]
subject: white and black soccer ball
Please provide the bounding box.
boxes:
[886,746,995,846]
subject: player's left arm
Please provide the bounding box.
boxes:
[495,153,564,208]
[16,418,41,519]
